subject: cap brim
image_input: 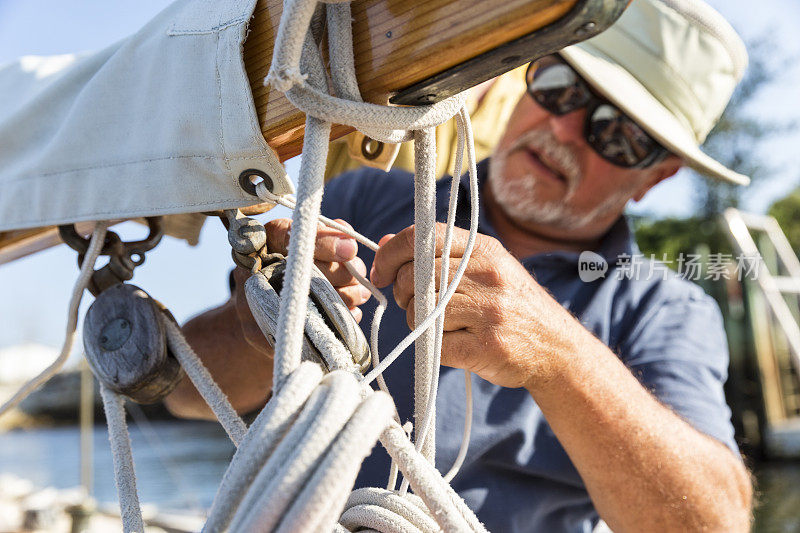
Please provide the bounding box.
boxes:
[559,45,749,186]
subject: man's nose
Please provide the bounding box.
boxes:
[548,109,586,146]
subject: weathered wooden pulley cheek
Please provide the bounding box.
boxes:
[244,260,372,373]
[83,284,184,404]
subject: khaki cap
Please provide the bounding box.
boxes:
[560,0,749,185]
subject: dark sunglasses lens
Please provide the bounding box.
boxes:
[587,104,661,167]
[527,62,591,115]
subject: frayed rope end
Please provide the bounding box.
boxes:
[265,67,308,92]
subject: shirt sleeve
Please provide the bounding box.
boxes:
[619,283,739,455]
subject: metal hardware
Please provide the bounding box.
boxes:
[239,168,275,197]
[390,0,628,106]
[221,208,282,272]
[224,209,268,255]
[58,217,164,295]
[361,137,384,161]
[222,207,371,371]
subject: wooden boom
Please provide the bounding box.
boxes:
[0,0,632,264]
[247,0,579,161]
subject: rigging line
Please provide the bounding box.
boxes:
[401,106,475,494]
[361,106,480,388]
[256,186,380,252]
[437,108,477,483]
[343,262,391,398]
[259,108,479,488]
[100,385,145,533]
[256,181,390,398]
[163,318,247,446]
[0,221,110,418]
[257,108,480,393]
[415,111,466,453]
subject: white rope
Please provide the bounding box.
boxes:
[97,315,250,533]
[412,127,438,463]
[342,261,391,397]
[256,187,380,252]
[0,221,109,418]
[206,363,399,533]
[258,108,478,493]
[379,422,488,533]
[229,371,367,532]
[416,108,478,485]
[100,386,145,533]
[339,488,439,533]
[360,117,480,387]
[162,317,248,446]
[444,370,473,483]
[204,362,325,532]
[271,115,332,389]
[258,113,479,490]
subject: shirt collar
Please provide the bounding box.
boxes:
[457,159,638,264]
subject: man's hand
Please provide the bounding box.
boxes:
[262,218,373,323]
[370,222,582,389]
[165,217,371,419]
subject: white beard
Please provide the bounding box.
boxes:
[488,130,632,230]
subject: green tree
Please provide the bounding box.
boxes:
[768,189,800,254]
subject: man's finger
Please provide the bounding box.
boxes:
[264,218,358,262]
[336,283,372,308]
[402,291,478,332]
[440,330,481,372]
[264,218,292,255]
[371,223,472,287]
[315,257,367,287]
[392,258,476,311]
[438,293,484,331]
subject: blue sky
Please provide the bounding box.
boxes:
[1,0,799,350]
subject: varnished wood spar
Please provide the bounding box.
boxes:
[0,222,100,265]
[245,0,578,161]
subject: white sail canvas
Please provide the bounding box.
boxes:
[0,0,289,232]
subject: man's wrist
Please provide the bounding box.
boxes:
[522,323,605,397]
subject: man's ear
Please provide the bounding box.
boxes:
[632,155,683,202]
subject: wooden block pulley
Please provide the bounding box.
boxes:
[83,284,184,404]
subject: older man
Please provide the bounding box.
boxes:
[166,0,753,530]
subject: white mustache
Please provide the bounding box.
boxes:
[507,129,581,193]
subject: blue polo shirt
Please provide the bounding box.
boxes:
[320,160,738,532]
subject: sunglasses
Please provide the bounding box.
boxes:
[525,56,668,169]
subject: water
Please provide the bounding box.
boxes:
[0,421,234,511]
[1,423,799,529]
[754,462,800,532]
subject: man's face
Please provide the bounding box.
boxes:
[488,85,681,241]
